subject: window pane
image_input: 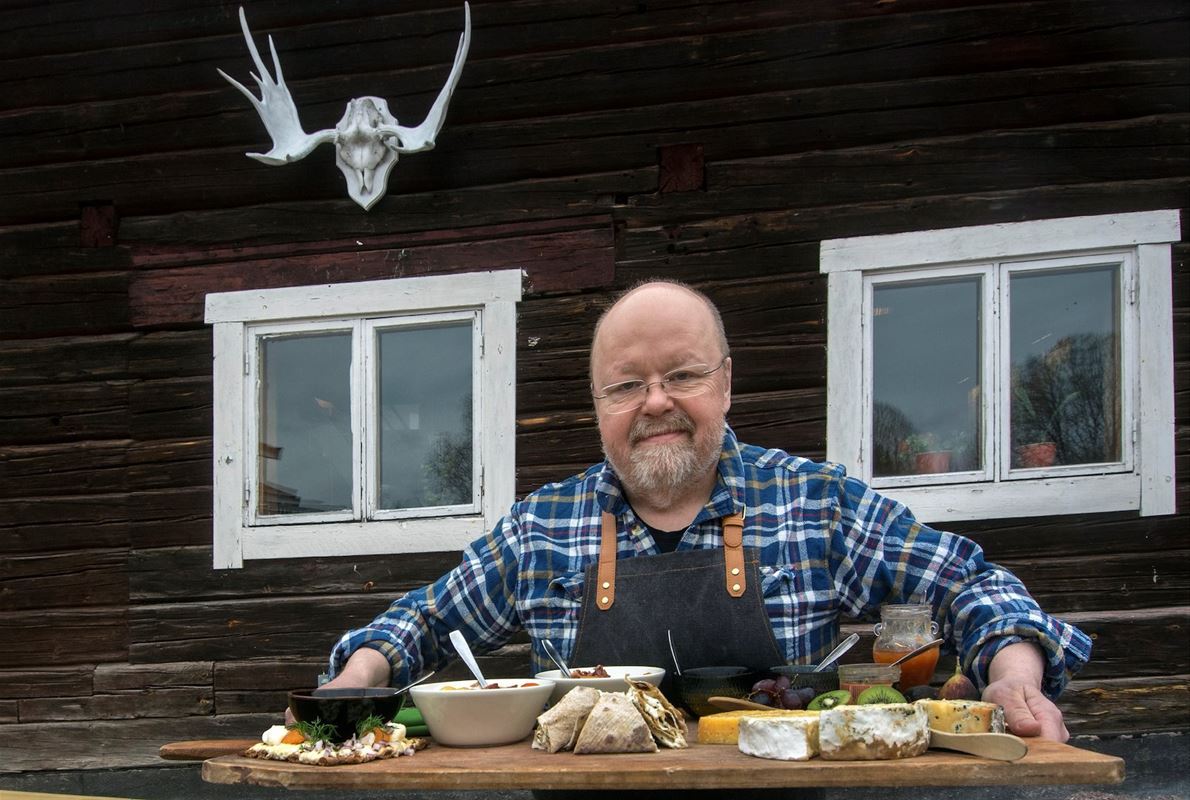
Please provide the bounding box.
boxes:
[1010,266,1120,468]
[872,278,982,477]
[258,332,353,515]
[378,322,473,509]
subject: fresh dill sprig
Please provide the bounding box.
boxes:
[355,714,386,737]
[289,718,339,743]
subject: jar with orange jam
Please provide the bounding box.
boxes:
[872,604,940,690]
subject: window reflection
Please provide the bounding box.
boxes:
[258,332,353,515]
[1009,266,1120,469]
[378,322,473,510]
[872,278,982,478]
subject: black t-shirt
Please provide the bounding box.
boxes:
[646,524,686,553]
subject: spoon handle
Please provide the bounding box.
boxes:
[888,637,944,667]
[542,639,571,676]
[448,630,491,688]
[814,632,860,673]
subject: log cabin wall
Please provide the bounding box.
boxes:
[0,0,1186,772]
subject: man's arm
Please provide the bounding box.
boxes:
[983,640,1070,742]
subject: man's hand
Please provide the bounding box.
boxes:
[983,640,1069,742]
[284,648,392,724]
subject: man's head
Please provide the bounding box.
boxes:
[590,281,732,506]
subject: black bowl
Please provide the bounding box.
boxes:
[288,688,406,742]
[673,666,762,718]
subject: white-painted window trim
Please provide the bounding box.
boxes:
[821,211,1179,523]
[206,270,523,567]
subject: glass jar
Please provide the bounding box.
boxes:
[837,663,900,703]
[872,604,940,689]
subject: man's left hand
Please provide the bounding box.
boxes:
[982,679,1069,742]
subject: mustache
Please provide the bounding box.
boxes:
[629,412,695,444]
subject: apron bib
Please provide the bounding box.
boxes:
[570,510,784,693]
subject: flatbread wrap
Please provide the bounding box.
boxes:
[532,686,601,753]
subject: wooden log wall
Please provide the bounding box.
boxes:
[1,0,1187,772]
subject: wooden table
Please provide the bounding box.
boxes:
[164,730,1124,792]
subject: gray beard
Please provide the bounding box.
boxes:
[609,417,725,506]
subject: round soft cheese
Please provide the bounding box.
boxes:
[737,715,821,761]
[818,703,930,760]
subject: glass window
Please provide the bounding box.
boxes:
[1008,266,1120,471]
[377,321,475,511]
[821,210,1178,522]
[207,270,522,567]
[872,277,982,478]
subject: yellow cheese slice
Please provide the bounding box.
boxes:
[696,709,819,745]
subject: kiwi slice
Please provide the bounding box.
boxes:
[807,689,852,711]
[856,684,907,704]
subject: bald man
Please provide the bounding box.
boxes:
[323,280,1089,742]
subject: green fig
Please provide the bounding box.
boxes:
[938,661,979,701]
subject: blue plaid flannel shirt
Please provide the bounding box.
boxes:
[330,427,1090,697]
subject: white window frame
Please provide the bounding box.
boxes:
[821,211,1179,523]
[206,270,522,567]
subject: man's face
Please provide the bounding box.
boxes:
[590,286,731,503]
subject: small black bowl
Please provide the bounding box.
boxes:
[288,687,406,742]
[673,666,762,718]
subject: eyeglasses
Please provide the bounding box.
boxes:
[592,359,727,414]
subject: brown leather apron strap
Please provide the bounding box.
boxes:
[597,509,747,610]
[722,511,746,597]
[597,512,618,610]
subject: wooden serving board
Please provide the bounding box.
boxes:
[193,733,1123,791]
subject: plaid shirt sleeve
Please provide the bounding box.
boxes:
[327,513,525,687]
[828,472,1092,699]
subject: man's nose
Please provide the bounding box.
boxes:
[639,380,674,414]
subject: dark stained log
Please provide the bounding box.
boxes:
[659,143,704,193]
[0,334,134,387]
[0,519,129,557]
[93,661,213,692]
[0,667,93,699]
[0,379,132,445]
[128,330,212,380]
[214,659,327,691]
[127,226,614,327]
[0,701,15,724]
[0,229,131,280]
[0,607,128,667]
[129,546,462,601]
[990,551,1190,614]
[126,438,211,493]
[0,547,128,612]
[80,202,118,248]
[19,687,213,722]
[1059,608,1190,680]
[0,713,278,772]
[127,487,212,549]
[1059,676,1190,736]
[127,377,212,439]
[0,272,131,338]
[0,440,128,498]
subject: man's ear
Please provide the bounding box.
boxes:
[722,357,733,410]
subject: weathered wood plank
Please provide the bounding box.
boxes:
[127,226,614,327]
[0,700,16,724]
[1060,675,1190,736]
[127,487,211,549]
[0,519,129,557]
[0,608,128,667]
[0,273,131,337]
[127,330,212,380]
[127,377,212,439]
[129,546,460,601]
[125,438,211,493]
[0,667,93,700]
[93,661,213,692]
[0,381,132,445]
[0,548,127,612]
[19,687,213,722]
[0,713,277,773]
[214,659,327,691]
[0,334,133,387]
[0,440,128,498]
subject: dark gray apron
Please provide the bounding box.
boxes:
[570,510,785,693]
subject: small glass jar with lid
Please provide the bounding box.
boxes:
[872,603,940,689]
[836,663,901,702]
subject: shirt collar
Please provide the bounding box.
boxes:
[595,425,746,522]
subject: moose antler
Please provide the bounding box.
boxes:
[218,4,472,209]
[217,7,335,165]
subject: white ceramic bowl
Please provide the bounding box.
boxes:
[408,679,555,747]
[533,665,666,705]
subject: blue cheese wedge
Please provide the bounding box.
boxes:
[819,703,930,760]
[915,699,1005,734]
[737,715,820,761]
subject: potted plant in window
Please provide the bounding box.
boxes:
[903,432,952,475]
[1012,387,1079,469]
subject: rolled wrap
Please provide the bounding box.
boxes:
[532,686,601,753]
[573,692,657,754]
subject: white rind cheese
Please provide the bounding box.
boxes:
[737,716,821,761]
[915,699,1006,734]
[819,703,930,760]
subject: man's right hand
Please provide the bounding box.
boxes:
[284,648,392,724]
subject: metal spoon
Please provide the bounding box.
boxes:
[813,632,860,673]
[888,637,944,667]
[448,629,493,688]
[666,629,682,677]
[541,639,572,677]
